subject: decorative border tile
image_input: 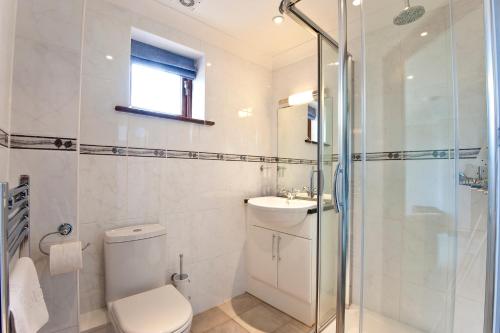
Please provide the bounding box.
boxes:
[246,155,268,163]
[80,144,127,156]
[127,147,166,158]
[2,134,484,164]
[166,150,198,159]
[456,148,482,159]
[10,134,77,151]
[351,148,481,161]
[221,153,246,161]
[0,128,8,148]
[402,149,449,160]
[197,152,223,160]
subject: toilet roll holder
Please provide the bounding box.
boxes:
[38,223,90,256]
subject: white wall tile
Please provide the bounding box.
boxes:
[9,149,78,332]
[0,146,8,183]
[10,0,83,138]
[11,37,81,137]
[79,155,128,225]
[0,0,16,132]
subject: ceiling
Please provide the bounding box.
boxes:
[151,0,460,68]
[153,0,341,61]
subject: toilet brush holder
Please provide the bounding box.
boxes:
[171,254,191,299]
[172,273,190,300]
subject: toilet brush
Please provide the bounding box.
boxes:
[172,254,190,299]
[179,253,188,280]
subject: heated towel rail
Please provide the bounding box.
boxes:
[0,175,31,333]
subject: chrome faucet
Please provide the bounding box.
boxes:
[279,187,299,200]
[310,168,319,198]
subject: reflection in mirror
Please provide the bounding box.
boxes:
[276,100,333,202]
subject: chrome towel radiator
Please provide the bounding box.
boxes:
[0,175,31,333]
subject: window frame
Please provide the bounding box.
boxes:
[116,38,214,126]
[129,57,193,118]
[181,77,193,119]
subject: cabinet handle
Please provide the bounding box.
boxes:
[272,234,276,260]
[277,236,282,261]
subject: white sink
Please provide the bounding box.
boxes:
[247,196,317,227]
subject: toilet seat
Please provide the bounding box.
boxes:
[108,285,193,333]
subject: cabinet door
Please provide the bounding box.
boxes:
[277,233,312,303]
[248,226,278,288]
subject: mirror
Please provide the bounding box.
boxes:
[276,96,335,199]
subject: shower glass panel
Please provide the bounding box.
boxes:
[358,0,488,332]
[317,35,339,329]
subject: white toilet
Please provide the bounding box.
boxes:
[104,224,192,333]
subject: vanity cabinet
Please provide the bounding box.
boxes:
[248,226,312,303]
[248,226,278,288]
[246,207,321,327]
[277,232,312,303]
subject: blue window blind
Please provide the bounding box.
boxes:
[131,40,197,80]
[308,104,317,120]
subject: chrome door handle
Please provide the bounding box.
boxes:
[332,163,342,213]
[272,234,276,260]
[277,236,282,261]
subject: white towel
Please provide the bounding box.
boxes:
[9,257,49,333]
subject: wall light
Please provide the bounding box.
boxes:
[288,90,314,106]
[273,15,284,25]
[352,0,361,6]
[238,107,253,118]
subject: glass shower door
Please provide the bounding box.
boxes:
[317,34,339,330]
[357,0,488,332]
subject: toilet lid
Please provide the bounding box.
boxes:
[110,285,192,333]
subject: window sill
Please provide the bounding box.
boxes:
[115,106,215,126]
[305,139,331,147]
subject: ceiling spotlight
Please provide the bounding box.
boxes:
[407,75,414,80]
[206,62,212,67]
[179,0,195,7]
[105,55,113,60]
[352,0,361,6]
[420,31,428,37]
[273,15,284,25]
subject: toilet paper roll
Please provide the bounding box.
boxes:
[172,274,191,300]
[49,241,83,276]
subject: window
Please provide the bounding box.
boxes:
[129,40,196,118]
[131,61,183,115]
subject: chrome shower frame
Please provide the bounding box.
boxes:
[483,1,500,332]
[279,1,352,332]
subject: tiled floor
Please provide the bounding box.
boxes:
[322,306,424,333]
[191,293,314,333]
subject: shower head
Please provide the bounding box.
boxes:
[393,0,425,26]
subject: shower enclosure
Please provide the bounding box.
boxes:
[282,0,497,332]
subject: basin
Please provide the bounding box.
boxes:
[247,196,317,227]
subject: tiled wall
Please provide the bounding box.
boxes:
[77,0,275,316]
[6,1,489,333]
[8,2,84,333]
[8,0,276,331]
[0,0,16,182]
